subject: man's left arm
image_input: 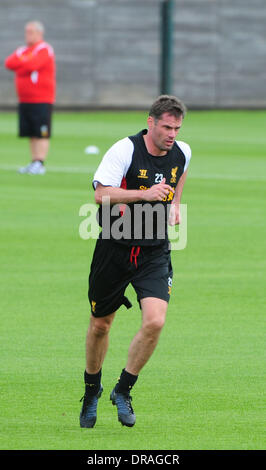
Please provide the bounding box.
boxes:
[169,141,192,226]
[169,170,188,226]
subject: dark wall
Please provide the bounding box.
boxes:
[1,0,265,108]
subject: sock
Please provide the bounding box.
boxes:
[33,159,44,165]
[84,369,102,396]
[115,368,138,394]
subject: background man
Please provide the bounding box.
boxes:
[5,21,56,175]
[80,95,192,429]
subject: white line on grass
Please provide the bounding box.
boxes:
[0,164,95,174]
[0,164,266,181]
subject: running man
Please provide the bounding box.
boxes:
[5,21,56,174]
[80,95,192,428]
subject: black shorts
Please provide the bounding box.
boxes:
[18,103,53,138]
[88,238,173,317]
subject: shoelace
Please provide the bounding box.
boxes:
[80,394,98,417]
[116,393,134,414]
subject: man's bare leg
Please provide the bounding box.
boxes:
[126,297,168,376]
[30,137,50,162]
[85,312,116,374]
[19,137,50,174]
[110,297,168,427]
[80,312,116,428]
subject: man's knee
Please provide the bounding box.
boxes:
[89,315,113,337]
[143,316,166,335]
[142,308,166,336]
[141,298,167,336]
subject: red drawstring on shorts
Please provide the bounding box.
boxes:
[130,246,141,268]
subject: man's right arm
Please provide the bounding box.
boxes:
[95,180,172,205]
[5,46,51,73]
[4,47,27,71]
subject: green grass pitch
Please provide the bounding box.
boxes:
[0,110,265,450]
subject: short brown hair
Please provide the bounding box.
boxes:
[149,95,187,121]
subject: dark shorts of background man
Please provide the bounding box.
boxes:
[18,103,53,138]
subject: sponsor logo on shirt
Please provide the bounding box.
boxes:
[137,169,148,179]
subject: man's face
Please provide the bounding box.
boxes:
[25,24,42,47]
[148,112,183,152]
